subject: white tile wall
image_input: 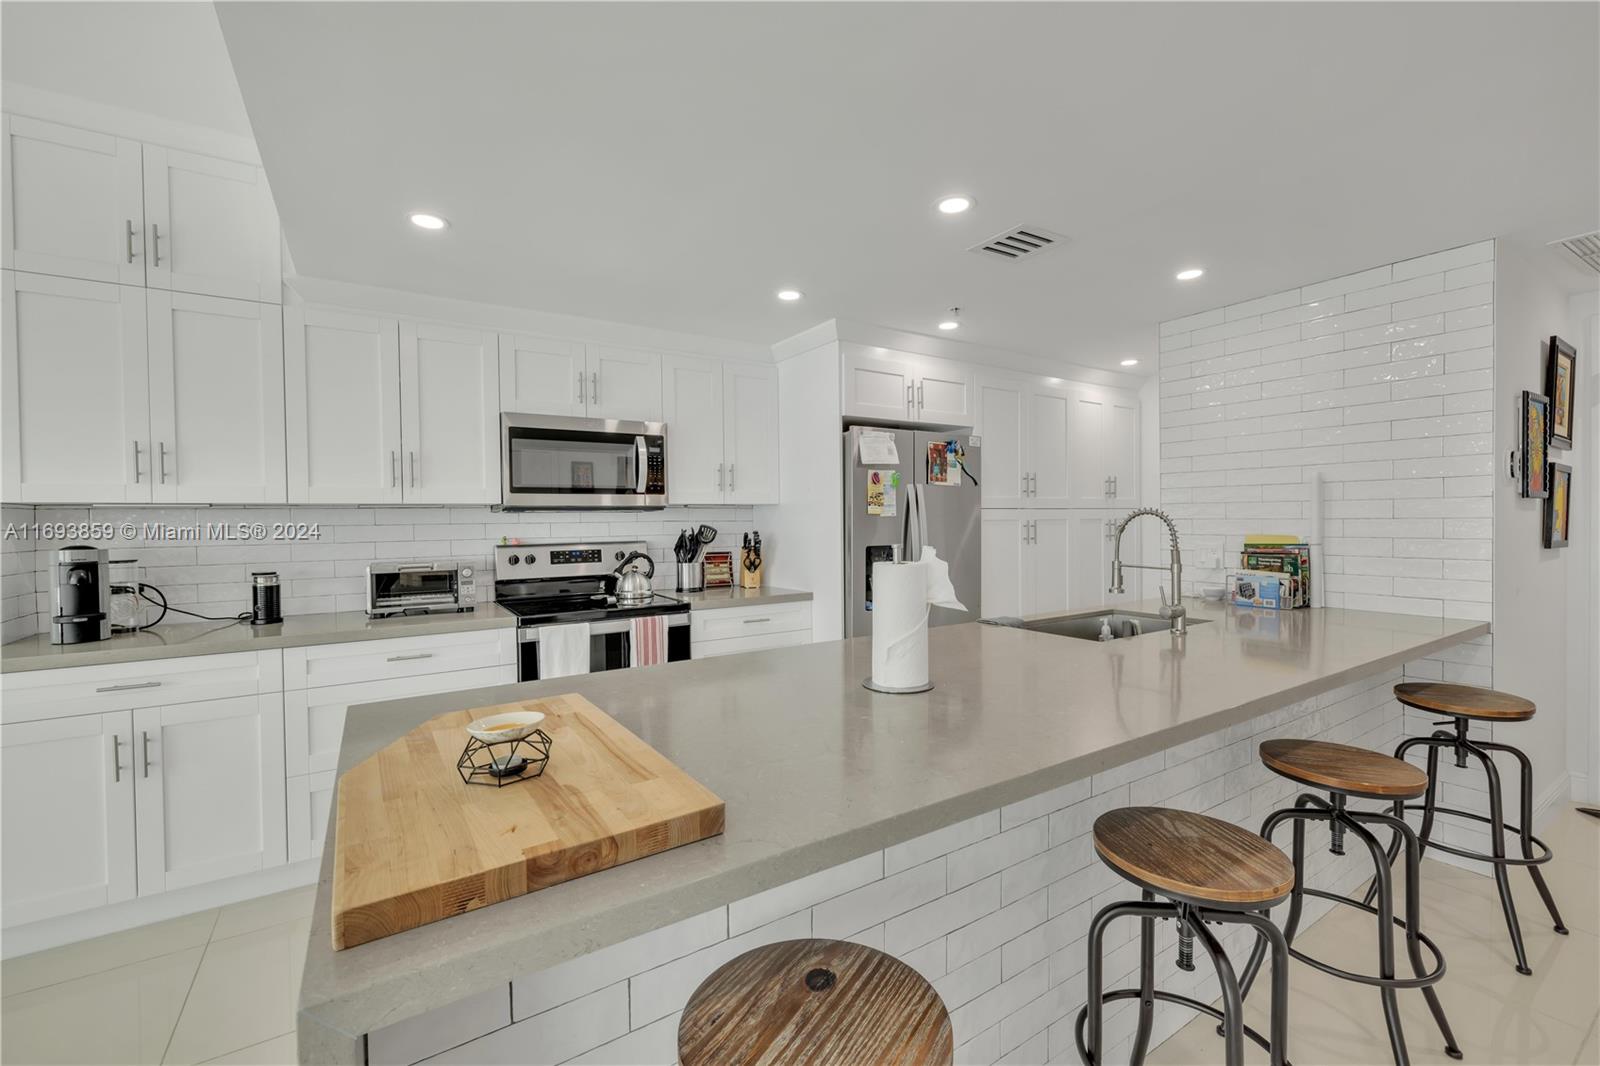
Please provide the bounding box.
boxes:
[381,668,1412,1066]
[1,505,759,637]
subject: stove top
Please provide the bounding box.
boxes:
[491,538,686,626]
[494,592,688,627]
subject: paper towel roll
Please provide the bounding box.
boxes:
[871,560,931,690]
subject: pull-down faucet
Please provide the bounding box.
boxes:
[1109,508,1186,635]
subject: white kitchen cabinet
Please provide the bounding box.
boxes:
[132,695,286,894]
[1030,514,1072,615]
[142,146,280,303]
[1066,387,1140,507]
[1028,384,1074,508]
[979,511,1070,617]
[147,291,285,504]
[1,712,136,926]
[1,115,145,286]
[499,332,587,418]
[980,511,1026,619]
[285,306,403,504]
[1063,510,1145,609]
[976,373,1076,510]
[662,353,725,504]
[690,602,811,659]
[2,271,151,503]
[287,770,335,864]
[400,321,499,504]
[841,344,972,427]
[977,378,1025,508]
[724,361,779,505]
[588,345,663,422]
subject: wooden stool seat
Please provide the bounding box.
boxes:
[1259,738,1429,800]
[1394,682,1536,721]
[678,938,953,1066]
[1093,807,1295,907]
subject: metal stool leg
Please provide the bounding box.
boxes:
[1462,741,1533,974]
[1237,911,1291,1066]
[1353,813,1412,1066]
[1238,803,1308,1003]
[1364,734,1445,909]
[1480,739,1569,935]
[1192,914,1246,1066]
[1129,890,1157,1066]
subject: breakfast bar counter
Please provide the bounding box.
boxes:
[298,602,1488,1064]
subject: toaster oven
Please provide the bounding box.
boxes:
[365,562,477,617]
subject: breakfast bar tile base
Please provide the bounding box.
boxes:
[366,667,1411,1066]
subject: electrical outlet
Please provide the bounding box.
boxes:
[1193,549,1222,570]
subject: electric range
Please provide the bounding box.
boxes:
[493,540,690,681]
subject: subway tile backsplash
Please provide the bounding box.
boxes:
[2,504,759,639]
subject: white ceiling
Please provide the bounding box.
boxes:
[2,2,253,138]
[211,2,1598,374]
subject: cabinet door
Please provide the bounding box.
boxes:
[725,361,779,505]
[1026,515,1073,615]
[133,695,286,894]
[842,348,915,422]
[588,345,662,422]
[498,333,586,417]
[286,771,335,864]
[976,379,1025,508]
[148,292,285,504]
[285,306,402,504]
[400,321,499,504]
[1,712,135,926]
[980,511,1026,620]
[1027,385,1073,508]
[141,146,280,303]
[1066,389,1110,507]
[2,115,145,286]
[1106,393,1140,505]
[661,354,724,504]
[1066,511,1112,611]
[915,358,972,426]
[3,271,151,503]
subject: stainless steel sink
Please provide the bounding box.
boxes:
[982,610,1210,641]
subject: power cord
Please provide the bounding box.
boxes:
[110,582,251,632]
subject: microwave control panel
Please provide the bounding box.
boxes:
[645,440,665,493]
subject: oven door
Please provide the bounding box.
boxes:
[502,413,667,510]
[518,615,690,682]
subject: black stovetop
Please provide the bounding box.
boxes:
[494,592,689,627]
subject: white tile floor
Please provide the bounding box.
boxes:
[1,808,1595,1066]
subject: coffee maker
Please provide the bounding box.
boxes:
[50,546,111,645]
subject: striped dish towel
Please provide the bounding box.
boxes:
[630,615,667,667]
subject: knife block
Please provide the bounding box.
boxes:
[739,549,763,589]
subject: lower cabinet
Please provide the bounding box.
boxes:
[287,770,336,864]
[690,602,812,659]
[981,510,1141,618]
[0,712,136,926]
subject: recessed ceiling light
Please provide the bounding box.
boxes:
[776,289,803,302]
[409,213,448,230]
[1121,358,1140,367]
[937,308,961,331]
[1175,267,1204,281]
[936,195,974,215]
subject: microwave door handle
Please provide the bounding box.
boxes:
[636,437,648,493]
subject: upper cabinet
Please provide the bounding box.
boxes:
[841,344,972,427]
[662,355,778,505]
[3,116,281,302]
[1066,386,1140,507]
[588,346,663,422]
[285,307,403,505]
[400,322,499,504]
[499,336,662,423]
[976,373,1141,511]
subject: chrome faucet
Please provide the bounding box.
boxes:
[1109,508,1186,635]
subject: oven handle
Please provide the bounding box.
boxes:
[519,615,688,641]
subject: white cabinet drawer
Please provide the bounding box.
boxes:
[284,664,513,776]
[689,603,810,643]
[287,770,336,864]
[692,629,810,659]
[283,629,514,690]
[0,651,282,724]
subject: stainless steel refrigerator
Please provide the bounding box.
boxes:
[843,425,982,638]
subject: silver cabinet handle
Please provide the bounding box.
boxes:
[409,451,417,488]
[390,450,398,488]
[141,730,151,778]
[917,382,924,410]
[717,463,724,491]
[386,652,434,662]
[158,441,170,483]
[126,220,137,264]
[1110,475,1118,497]
[112,734,124,783]
[906,384,914,412]
[149,223,161,267]
[591,371,599,407]
[742,617,772,624]
[96,680,161,693]
[132,440,143,483]
[728,464,735,492]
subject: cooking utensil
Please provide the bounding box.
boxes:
[613,551,656,607]
[689,524,717,562]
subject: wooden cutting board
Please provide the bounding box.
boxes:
[331,693,724,949]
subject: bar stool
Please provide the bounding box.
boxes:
[1075,807,1294,1066]
[678,938,953,1065]
[1378,682,1568,975]
[1243,738,1460,1066]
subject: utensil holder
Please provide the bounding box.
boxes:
[740,555,764,589]
[677,562,704,593]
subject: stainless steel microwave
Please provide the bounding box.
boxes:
[500,413,667,510]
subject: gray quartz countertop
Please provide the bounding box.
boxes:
[659,585,812,610]
[298,602,1487,1056]
[0,605,516,673]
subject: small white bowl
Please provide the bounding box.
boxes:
[467,709,545,743]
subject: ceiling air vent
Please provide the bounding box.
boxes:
[970,226,1067,262]
[1554,231,1600,274]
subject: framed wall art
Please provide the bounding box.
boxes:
[1520,390,1551,498]
[1547,335,1576,449]
[1544,463,1571,548]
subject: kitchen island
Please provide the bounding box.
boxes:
[298,602,1488,1065]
